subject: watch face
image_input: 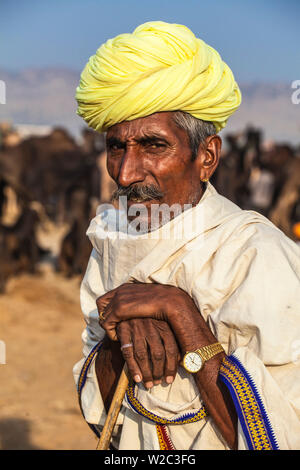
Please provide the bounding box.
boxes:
[183,352,203,373]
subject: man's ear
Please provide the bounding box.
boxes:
[196,135,222,181]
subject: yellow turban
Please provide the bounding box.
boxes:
[76,21,241,133]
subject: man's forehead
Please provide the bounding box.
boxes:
[106,112,182,140]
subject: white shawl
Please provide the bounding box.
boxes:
[73,183,300,450]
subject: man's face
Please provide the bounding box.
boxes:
[106,112,217,227]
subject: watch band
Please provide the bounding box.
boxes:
[182,342,225,374]
[195,342,224,362]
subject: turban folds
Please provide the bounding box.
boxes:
[76,21,241,133]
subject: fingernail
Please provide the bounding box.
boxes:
[166,376,174,384]
[153,380,162,385]
[145,381,153,389]
[134,375,141,383]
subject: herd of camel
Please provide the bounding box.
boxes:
[0,122,299,292]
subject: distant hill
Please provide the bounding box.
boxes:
[227,81,300,145]
[0,68,83,138]
[0,68,299,144]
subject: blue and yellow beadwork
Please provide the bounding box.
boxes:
[77,340,103,438]
[125,383,208,426]
[77,343,279,450]
[219,355,279,450]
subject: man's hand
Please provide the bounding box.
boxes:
[96,282,238,449]
[117,318,181,389]
[96,282,217,352]
[95,317,180,413]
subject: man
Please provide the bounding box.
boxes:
[73,21,300,450]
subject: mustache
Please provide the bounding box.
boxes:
[111,184,164,202]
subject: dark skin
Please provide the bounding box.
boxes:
[95,112,237,449]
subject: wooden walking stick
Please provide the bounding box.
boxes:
[96,363,130,450]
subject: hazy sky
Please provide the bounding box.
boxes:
[1,0,300,82]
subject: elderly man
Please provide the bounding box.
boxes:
[73,21,300,450]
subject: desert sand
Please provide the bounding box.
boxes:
[0,264,97,450]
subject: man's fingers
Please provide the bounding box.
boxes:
[160,327,180,384]
[145,322,165,383]
[133,337,154,388]
[121,344,142,384]
[99,303,119,341]
[116,323,143,384]
[96,287,120,317]
[114,317,181,389]
[117,322,154,387]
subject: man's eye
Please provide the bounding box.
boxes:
[109,144,123,151]
[147,143,165,149]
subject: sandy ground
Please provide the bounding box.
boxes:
[0,264,98,450]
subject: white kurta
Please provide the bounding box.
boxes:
[73,183,300,450]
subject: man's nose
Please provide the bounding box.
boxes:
[117,144,146,187]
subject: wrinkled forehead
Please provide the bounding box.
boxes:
[106,111,187,142]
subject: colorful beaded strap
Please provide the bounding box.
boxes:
[125,382,208,425]
[77,340,103,438]
[219,354,279,450]
[78,344,279,450]
[156,424,175,450]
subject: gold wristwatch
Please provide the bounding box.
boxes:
[182,342,224,373]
